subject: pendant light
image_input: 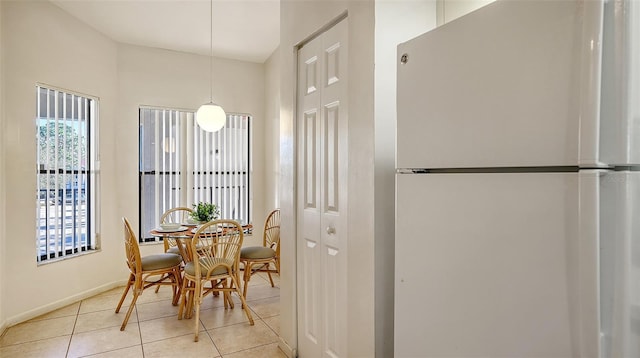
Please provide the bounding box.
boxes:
[196,0,226,132]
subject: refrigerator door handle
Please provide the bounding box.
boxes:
[578,0,605,167]
[578,169,605,357]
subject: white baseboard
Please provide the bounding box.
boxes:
[278,336,297,358]
[4,280,126,328]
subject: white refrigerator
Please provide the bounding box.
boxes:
[394,1,640,357]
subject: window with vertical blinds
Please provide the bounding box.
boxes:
[139,107,251,242]
[36,85,99,262]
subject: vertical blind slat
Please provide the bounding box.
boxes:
[53,90,60,258]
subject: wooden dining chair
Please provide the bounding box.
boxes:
[160,207,194,254]
[240,208,280,300]
[115,217,182,331]
[178,219,254,341]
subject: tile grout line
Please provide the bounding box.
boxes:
[136,305,146,358]
[64,300,82,358]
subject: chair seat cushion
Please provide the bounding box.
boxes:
[141,253,182,271]
[167,246,181,255]
[184,258,234,277]
[240,246,276,260]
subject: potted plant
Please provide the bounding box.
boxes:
[189,202,220,224]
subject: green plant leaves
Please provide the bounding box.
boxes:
[190,202,220,222]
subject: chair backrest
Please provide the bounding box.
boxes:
[191,219,244,279]
[263,209,280,250]
[161,207,194,224]
[122,217,142,275]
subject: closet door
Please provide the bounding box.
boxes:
[296,18,348,358]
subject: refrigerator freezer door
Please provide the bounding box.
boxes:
[394,173,582,357]
[396,0,603,169]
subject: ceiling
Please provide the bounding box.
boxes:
[50,0,280,64]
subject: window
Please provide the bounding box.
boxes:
[36,85,98,262]
[139,107,251,242]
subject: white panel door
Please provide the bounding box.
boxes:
[297,18,348,358]
[395,172,581,357]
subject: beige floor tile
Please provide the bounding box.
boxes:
[135,299,179,322]
[198,305,255,330]
[87,345,144,358]
[0,316,76,346]
[208,320,278,355]
[244,284,280,302]
[75,308,138,333]
[142,332,220,358]
[241,271,267,285]
[0,335,70,357]
[242,273,270,287]
[79,292,130,314]
[138,315,205,343]
[223,342,287,358]
[92,287,127,299]
[247,296,280,319]
[256,272,280,285]
[67,325,141,358]
[134,286,178,305]
[262,315,280,336]
[111,285,177,307]
[29,302,80,322]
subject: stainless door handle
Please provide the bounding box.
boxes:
[326,227,336,235]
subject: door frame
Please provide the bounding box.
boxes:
[285,11,349,358]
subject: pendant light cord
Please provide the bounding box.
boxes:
[209,0,213,103]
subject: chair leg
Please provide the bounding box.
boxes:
[225,291,234,309]
[115,274,134,313]
[120,288,141,331]
[211,279,220,297]
[231,274,254,325]
[242,262,252,300]
[185,280,195,319]
[193,281,202,342]
[171,268,181,306]
[178,277,190,320]
[222,279,234,309]
[266,264,275,287]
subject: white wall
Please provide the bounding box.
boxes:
[436,0,496,25]
[280,1,375,356]
[264,48,281,211]
[116,44,267,253]
[1,0,120,324]
[374,2,438,356]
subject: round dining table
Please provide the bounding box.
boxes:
[149,223,253,262]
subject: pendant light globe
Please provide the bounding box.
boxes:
[197,0,225,133]
[196,102,226,132]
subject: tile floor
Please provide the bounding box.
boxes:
[0,272,284,358]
